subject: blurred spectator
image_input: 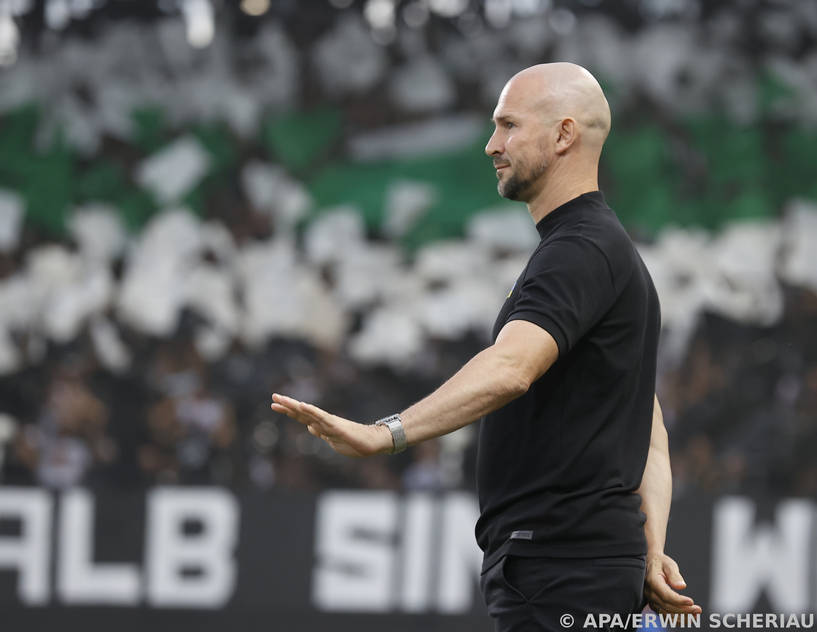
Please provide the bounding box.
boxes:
[13,365,115,489]
[402,440,446,491]
[140,341,236,485]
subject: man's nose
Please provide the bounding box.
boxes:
[485,130,502,157]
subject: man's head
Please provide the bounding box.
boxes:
[485,63,611,203]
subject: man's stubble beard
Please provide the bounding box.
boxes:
[497,155,549,202]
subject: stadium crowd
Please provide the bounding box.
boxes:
[0,0,816,501]
[0,216,815,499]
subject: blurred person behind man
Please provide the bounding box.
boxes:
[15,364,114,489]
[141,352,236,485]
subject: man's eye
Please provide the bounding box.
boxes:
[505,122,515,129]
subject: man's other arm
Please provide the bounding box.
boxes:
[640,395,702,615]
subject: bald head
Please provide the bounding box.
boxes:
[502,62,611,148]
[485,63,611,212]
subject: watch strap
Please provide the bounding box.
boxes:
[375,414,407,454]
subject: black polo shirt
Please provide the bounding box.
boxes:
[475,191,660,569]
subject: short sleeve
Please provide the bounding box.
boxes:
[507,237,618,355]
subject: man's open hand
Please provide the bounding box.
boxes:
[271,394,392,457]
[644,552,702,616]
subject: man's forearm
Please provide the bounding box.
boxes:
[638,397,672,555]
[271,320,557,457]
[399,345,530,446]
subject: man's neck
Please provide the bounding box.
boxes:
[526,165,599,225]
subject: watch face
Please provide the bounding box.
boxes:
[376,414,400,426]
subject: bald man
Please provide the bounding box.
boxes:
[272,63,699,630]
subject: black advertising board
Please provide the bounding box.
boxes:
[0,488,813,631]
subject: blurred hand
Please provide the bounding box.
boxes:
[271,393,392,457]
[644,553,702,617]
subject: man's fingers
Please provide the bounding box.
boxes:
[645,569,695,616]
[654,604,702,617]
[270,402,294,415]
[270,401,308,424]
[652,580,693,606]
[646,580,701,615]
[650,598,700,615]
[270,394,364,455]
[272,394,333,422]
[663,558,687,589]
[271,395,341,443]
[306,424,334,442]
[271,394,322,425]
[271,393,302,412]
[646,591,694,615]
[644,555,700,617]
[302,402,333,424]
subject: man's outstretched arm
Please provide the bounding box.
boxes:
[270,319,558,457]
[640,395,702,616]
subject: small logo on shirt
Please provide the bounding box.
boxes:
[506,281,517,299]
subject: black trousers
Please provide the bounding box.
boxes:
[480,554,646,632]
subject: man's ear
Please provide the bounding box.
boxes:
[554,118,577,155]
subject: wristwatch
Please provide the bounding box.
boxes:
[375,414,407,454]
